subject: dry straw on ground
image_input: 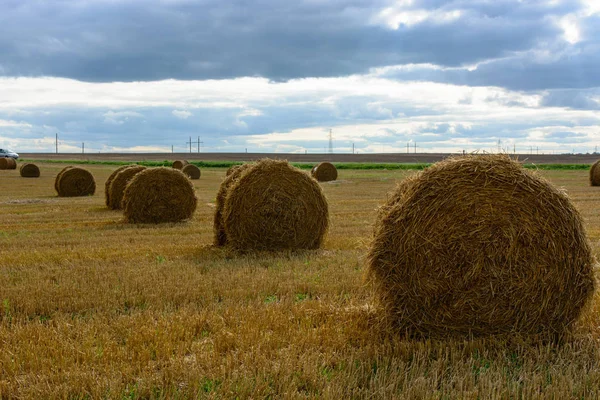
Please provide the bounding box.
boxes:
[367,154,596,337]
[182,164,201,179]
[19,163,40,178]
[105,165,135,207]
[221,159,329,251]
[172,160,189,170]
[122,167,197,223]
[56,167,96,197]
[311,162,338,182]
[590,160,600,186]
[214,163,252,246]
[108,166,147,210]
[54,166,73,193]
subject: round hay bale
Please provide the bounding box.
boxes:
[222,159,329,251]
[108,165,147,210]
[182,164,201,180]
[56,167,96,197]
[105,165,137,207]
[20,163,40,178]
[172,160,189,170]
[6,158,17,170]
[54,166,74,193]
[367,154,596,337]
[122,167,197,223]
[590,160,600,186]
[311,162,338,182]
[214,163,253,246]
[0,158,10,170]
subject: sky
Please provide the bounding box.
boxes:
[0,0,599,154]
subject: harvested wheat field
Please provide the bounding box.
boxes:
[3,162,600,398]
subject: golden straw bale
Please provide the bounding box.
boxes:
[367,154,596,337]
[311,162,338,182]
[122,167,197,223]
[54,166,73,193]
[226,164,244,176]
[56,167,96,197]
[108,165,147,210]
[6,158,17,169]
[214,163,253,246]
[590,160,600,186]
[222,159,329,251]
[0,158,10,170]
[182,164,201,179]
[105,165,135,207]
[172,160,189,170]
[19,163,40,178]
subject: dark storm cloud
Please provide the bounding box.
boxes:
[0,0,573,82]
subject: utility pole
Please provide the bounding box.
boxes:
[186,136,193,153]
[407,142,409,154]
[55,133,58,154]
[352,142,355,154]
[171,145,173,153]
[514,143,516,154]
[328,129,333,154]
[82,142,84,154]
[414,142,416,154]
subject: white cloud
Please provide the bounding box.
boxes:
[103,110,144,125]
[172,109,192,119]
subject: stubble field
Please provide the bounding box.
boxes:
[1,163,600,399]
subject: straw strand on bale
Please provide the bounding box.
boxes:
[222,159,329,251]
[182,164,201,179]
[20,163,40,178]
[56,167,96,197]
[122,168,197,224]
[311,162,338,182]
[590,160,600,186]
[108,166,147,210]
[367,154,596,337]
[226,164,244,176]
[105,165,135,207]
[172,160,189,170]
[214,163,253,246]
[54,166,74,193]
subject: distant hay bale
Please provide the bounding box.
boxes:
[6,158,17,170]
[0,158,10,170]
[108,165,147,210]
[367,154,596,337]
[221,159,329,251]
[590,160,600,186]
[105,165,135,207]
[54,166,73,193]
[122,167,197,223]
[311,162,338,182]
[182,164,201,179]
[56,167,96,197]
[172,160,189,170]
[214,163,253,246]
[20,163,40,178]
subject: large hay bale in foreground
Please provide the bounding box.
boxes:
[590,160,600,186]
[182,164,201,179]
[226,164,244,176]
[222,159,329,250]
[172,160,189,170]
[105,165,135,207]
[54,166,73,193]
[214,163,253,246]
[20,163,40,178]
[122,168,197,223]
[108,165,147,210]
[56,167,96,197]
[367,154,596,337]
[311,162,338,182]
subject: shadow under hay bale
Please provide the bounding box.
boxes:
[182,164,201,179]
[108,165,147,210]
[122,167,197,223]
[20,163,40,178]
[214,163,253,246]
[367,154,596,337]
[105,165,135,207]
[311,162,338,182]
[54,166,74,193]
[590,160,600,186]
[172,160,189,170]
[56,167,96,197]
[222,159,329,251]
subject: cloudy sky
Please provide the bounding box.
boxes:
[0,0,599,154]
